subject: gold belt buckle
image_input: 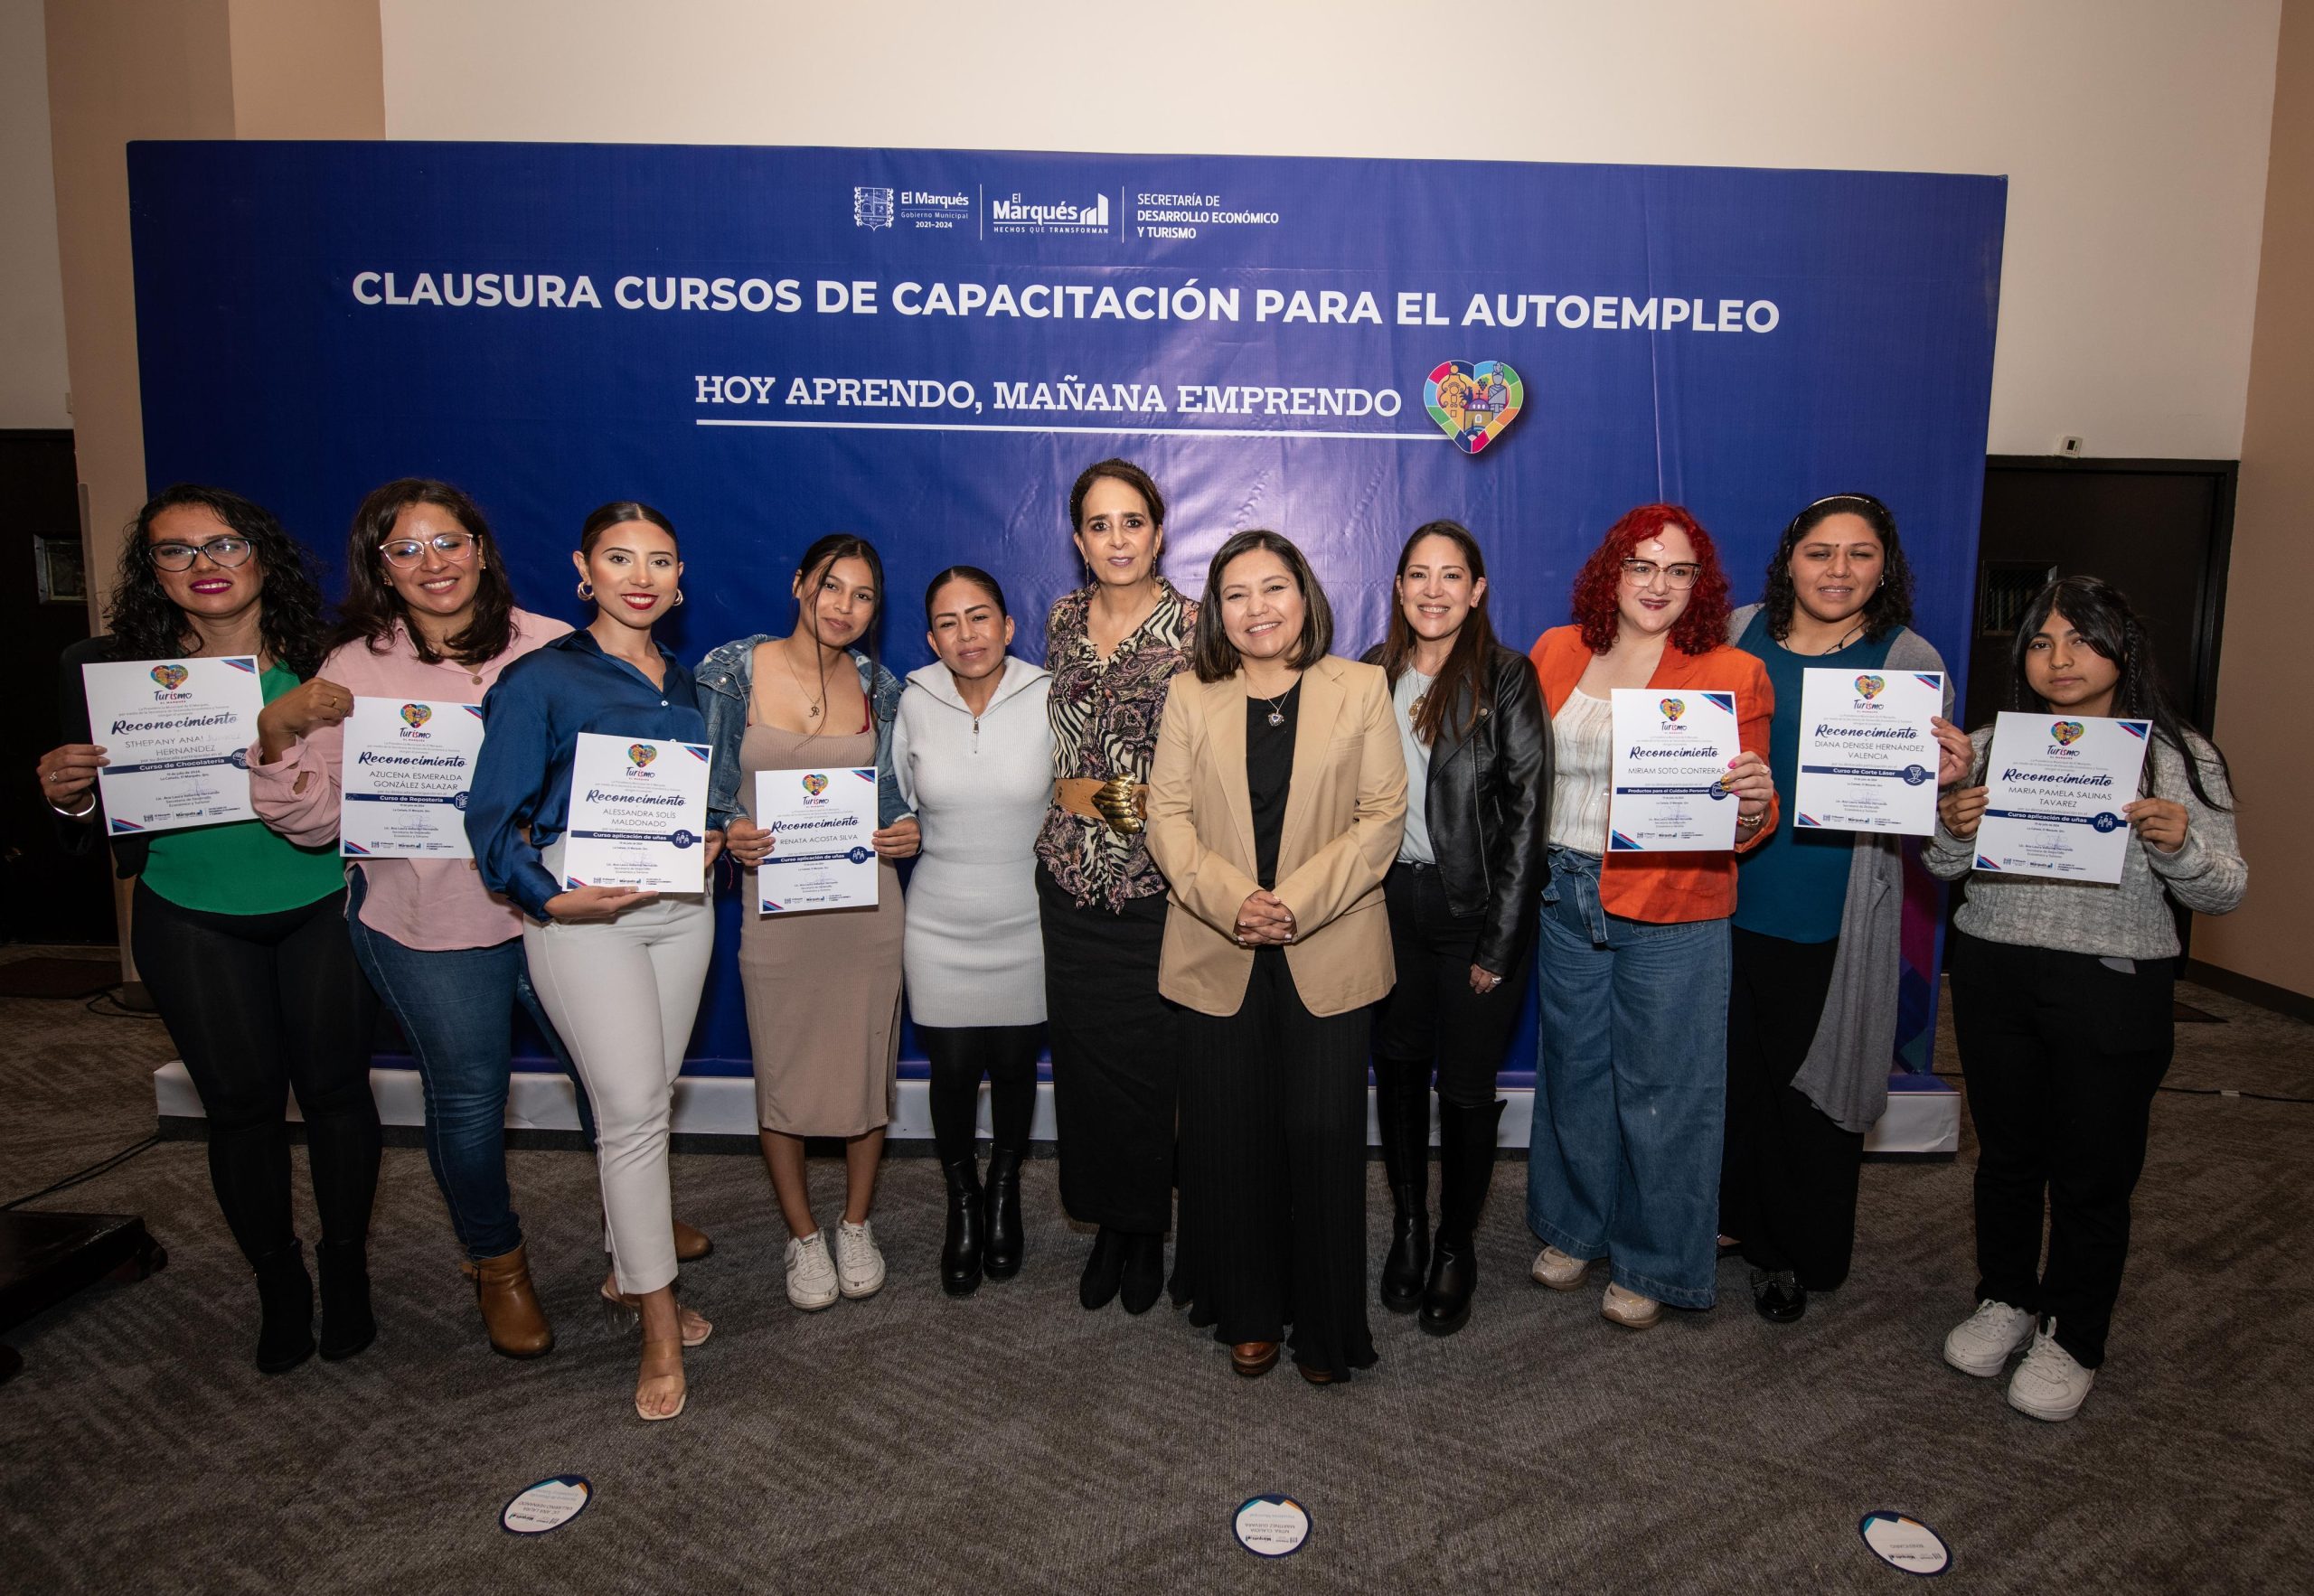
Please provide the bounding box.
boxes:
[1094,775,1144,836]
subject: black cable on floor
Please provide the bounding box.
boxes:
[82,987,159,1020]
[2,1135,161,1210]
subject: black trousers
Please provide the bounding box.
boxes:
[132,881,382,1267]
[1374,860,1529,1106]
[1171,949,1378,1378]
[1947,930,2175,1369]
[1722,928,1863,1287]
[917,1022,1042,1164]
[1036,866,1177,1233]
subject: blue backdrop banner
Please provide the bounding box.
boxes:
[127,142,2005,1077]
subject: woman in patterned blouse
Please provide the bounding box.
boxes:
[1036,458,1199,1317]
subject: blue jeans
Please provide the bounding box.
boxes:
[343,869,588,1261]
[1525,846,1731,1309]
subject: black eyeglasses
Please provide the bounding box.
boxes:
[151,537,255,571]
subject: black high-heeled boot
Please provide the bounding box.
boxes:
[982,1148,1024,1281]
[253,1241,315,1375]
[1420,1097,1506,1337]
[315,1238,376,1361]
[941,1158,986,1297]
[1372,1056,1432,1313]
[1118,1230,1164,1315]
[1079,1226,1124,1310]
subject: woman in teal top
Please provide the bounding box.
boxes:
[41,484,382,1375]
[1724,493,1971,1323]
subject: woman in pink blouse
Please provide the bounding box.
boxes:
[249,479,707,1359]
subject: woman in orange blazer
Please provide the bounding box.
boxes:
[1523,504,1777,1329]
[1147,530,1407,1385]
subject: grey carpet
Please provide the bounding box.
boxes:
[1,943,2309,1593]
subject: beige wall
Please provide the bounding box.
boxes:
[377,0,2285,463]
[2197,0,2314,1000]
[0,0,71,430]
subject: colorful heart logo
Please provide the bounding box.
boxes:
[150,664,188,690]
[628,743,656,766]
[400,703,432,728]
[2051,721,2085,746]
[1856,675,1886,699]
[1660,698,1685,721]
[1423,360,1524,455]
[803,773,829,797]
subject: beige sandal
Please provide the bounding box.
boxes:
[599,1274,713,1347]
[635,1336,686,1422]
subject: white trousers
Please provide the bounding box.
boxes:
[522,862,715,1295]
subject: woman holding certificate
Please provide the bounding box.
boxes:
[1361,521,1549,1337]
[1925,575,2243,1422]
[1036,459,1198,1318]
[890,567,1054,1294]
[1722,494,1970,1323]
[248,478,581,1359]
[1148,530,1406,1385]
[466,500,728,1422]
[697,535,914,1315]
[1524,504,1776,1329]
[40,484,381,1375]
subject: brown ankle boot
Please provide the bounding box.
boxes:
[462,1244,554,1359]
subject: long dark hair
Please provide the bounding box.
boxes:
[107,484,327,676]
[1379,520,1497,744]
[793,532,886,706]
[1759,492,1915,643]
[1190,530,1333,683]
[331,478,517,667]
[2008,575,2230,810]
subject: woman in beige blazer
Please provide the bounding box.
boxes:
[1146,529,1407,1385]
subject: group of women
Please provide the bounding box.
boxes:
[37,464,2243,1428]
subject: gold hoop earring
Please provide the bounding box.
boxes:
[673,588,684,607]
[577,579,595,600]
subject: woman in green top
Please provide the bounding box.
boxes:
[39,484,382,1375]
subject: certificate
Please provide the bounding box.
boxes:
[81,654,264,835]
[1792,668,1943,836]
[1972,711,2151,884]
[560,731,711,892]
[755,766,880,914]
[1608,689,1740,852]
[341,697,486,859]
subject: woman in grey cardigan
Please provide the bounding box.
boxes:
[1725,494,1973,1323]
[891,567,1054,1294]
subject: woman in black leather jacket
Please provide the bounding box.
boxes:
[1362,521,1549,1334]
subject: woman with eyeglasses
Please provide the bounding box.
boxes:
[248,479,585,1359]
[1721,493,1971,1324]
[1523,505,1778,1330]
[40,485,382,1375]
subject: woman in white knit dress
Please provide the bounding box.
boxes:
[892,566,1055,1294]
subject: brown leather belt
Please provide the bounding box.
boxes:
[1055,776,1150,834]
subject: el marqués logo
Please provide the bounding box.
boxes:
[802,773,830,797]
[149,664,188,690]
[2051,720,2085,747]
[1660,698,1685,722]
[1424,360,1523,455]
[628,743,657,768]
[400,703,432,728]
[1855,675,1886,700]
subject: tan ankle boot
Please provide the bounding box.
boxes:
[462,1244,554,1358]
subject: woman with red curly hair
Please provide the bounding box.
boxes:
[1522,504,1777,1329]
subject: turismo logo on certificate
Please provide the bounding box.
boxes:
[341,698,485,858]
[1973,711,2151,884]
[756,767,879,914]
[1607,690,1741,851]
[561,731,711,892]
[80,655,265,834]
[1793,669,1943,836]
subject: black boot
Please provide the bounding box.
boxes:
[1119,1230,1164,1315]
[253,1242,315,1375]
[982,1148,1024,1281]
[1420,1098,1506,1337]
[1079,1226,1125,1310]
[1372,1056,1432,1313]
[941,1159,986,1297]
[315,1238,376,1361]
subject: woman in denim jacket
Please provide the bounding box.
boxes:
[697,535,917,1310]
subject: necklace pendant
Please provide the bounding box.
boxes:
[1409,693,1427,720]
[806,703,822,718]
[1266,709,1284,728]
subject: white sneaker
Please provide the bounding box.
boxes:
[785,1230,839,1311]
[1942,1299,2036,1376]
[2007,1324,2095,1422]
[1531,1245,1589,1291]
[1600,1281,1661,1329]
[833,1219,886,1300]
